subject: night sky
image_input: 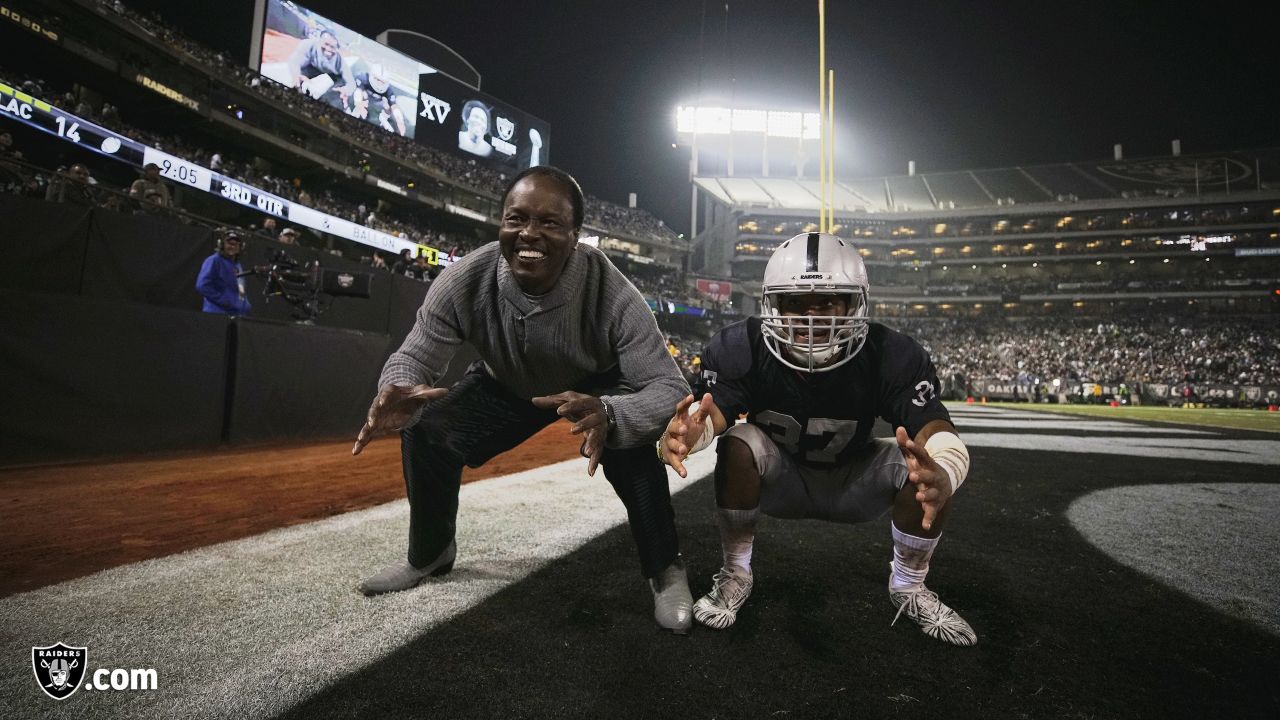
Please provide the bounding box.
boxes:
[128,0,1277,235]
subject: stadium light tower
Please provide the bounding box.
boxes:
[674,105,821,238]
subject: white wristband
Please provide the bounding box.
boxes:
[687,415,716,456]
[924,431,969,494]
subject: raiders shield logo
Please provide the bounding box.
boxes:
[496,115,515,141]
[32,642,87,700]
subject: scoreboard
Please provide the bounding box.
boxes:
[0,78,443,263]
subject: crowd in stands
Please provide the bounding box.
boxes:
[584,198,680,244]
[896,316,1280,388]
[3,68,678,270]
[1,66,480,250]
[93,0,680,248]
[882,271,1278,297]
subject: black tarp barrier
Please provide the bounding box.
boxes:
[80,208,213,308]
[385,273,430,344]
[0,290,230,465]
[226,318,387,443]
[0,195,93,294]
[0,197,405,333]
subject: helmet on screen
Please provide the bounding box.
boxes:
[760,232,870,373]
[367,64,389,94]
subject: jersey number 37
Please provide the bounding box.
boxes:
[755,410,857,463]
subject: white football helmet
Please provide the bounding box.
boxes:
[367,64,390,95]
[760,232,870,372]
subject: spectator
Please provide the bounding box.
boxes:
[390,248,413,276]
[0,131,25,186]
[44,163,99,206]
[406,253,432,283]
[256,216,278,239]
[278,227,299,245]
[129,163,172,212]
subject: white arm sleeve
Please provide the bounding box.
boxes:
[924,431,970,494]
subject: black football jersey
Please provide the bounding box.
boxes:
[696,317,951,467]
[356,73,399,113]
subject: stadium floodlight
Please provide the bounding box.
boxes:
[676,102,825,241]
[675,106,821,139]
[768,111,803,138]
[732,109,768,133]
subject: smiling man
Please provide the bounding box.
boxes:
[352,166,695,633]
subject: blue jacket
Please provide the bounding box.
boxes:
[196,252,251,315]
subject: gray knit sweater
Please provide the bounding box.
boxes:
[379,242,689,448]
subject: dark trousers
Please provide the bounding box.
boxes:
[401,368,679,578]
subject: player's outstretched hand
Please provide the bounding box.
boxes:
[660,393,717,479]
[352,384,447,456]
[532,391,609,477]
[895,426,953,531]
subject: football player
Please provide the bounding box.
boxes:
[660,232,976,645]
[353,64,406,136]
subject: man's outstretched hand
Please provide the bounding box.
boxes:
[352,384,447,456]
[894,426,953,531]
[660,393,718,478]
[532,391,609,476]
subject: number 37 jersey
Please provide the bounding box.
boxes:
[696,317,952,467]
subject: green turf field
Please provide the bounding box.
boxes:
[975,402,1280,433]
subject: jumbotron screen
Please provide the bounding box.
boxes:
[250,0,550,170]
[253,0,428,139]
[414,73,551,171]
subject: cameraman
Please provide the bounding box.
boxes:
[196,231,252,316]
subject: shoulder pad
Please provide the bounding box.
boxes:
[703,319,754,381]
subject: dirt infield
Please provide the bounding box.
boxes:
[0,424,583,598]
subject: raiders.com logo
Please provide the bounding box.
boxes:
[32,642,87,700]
[30,641,159,699]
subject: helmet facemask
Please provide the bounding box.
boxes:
[760,288,870,372]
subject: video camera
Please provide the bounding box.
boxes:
[241,249,372,323]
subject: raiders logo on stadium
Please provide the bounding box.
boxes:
[32,642,87,700]
[1095,157,1251,187]
[496,115,515,141]
[337,273,354,288]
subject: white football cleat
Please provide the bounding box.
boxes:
[693,565,754,630]
[889,582,977,646]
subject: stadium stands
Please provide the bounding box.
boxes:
[4,0,1275,409]
[896,315,1280,405]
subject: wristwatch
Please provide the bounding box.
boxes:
[601,398,617,433]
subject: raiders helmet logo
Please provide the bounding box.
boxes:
[32,642,87,700]
[496,116,515,141]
